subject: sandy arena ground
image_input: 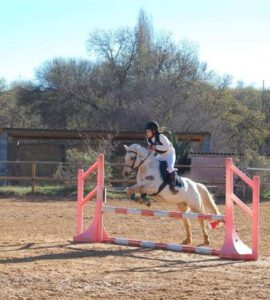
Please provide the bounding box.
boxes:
[0,196,270,300]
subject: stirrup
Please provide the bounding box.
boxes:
[170,186,179,194]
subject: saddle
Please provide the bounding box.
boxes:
[150,161,183,196]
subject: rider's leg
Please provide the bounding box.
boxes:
[168,172,179,194]
[167,155,179,194]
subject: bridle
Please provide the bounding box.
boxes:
[124,150,151,171]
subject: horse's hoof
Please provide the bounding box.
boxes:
[130,194,140,202]
[198,239,210,247]
[145,201,151,207]
[197,242,210,247]
[181,239,192,245]
[130,193,136,200]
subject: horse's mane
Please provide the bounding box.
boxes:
[128,143,149,156]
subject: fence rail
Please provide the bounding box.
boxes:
[0,160,233,193]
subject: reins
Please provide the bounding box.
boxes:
[124,150,152,171]
[124,149,168,196]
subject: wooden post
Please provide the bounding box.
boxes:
[31,163,36,193]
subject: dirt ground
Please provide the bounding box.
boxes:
[0,196,270,300]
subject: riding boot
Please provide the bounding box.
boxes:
[168,172,179,194]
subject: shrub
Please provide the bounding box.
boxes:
[54,148,112,182]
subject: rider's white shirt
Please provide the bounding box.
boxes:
[148,134,176,172]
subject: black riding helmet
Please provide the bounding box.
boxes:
[145,121,159,132]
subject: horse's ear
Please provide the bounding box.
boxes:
[123,145,128,151]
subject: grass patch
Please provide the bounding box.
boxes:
[0,186,33,197]
[261,189,270,200]
[0,185,77,197]
[0,185,126,199]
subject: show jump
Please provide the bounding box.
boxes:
[73,154,259,260]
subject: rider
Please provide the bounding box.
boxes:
[145,121,179,194]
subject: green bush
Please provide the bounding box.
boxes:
[54,148,112,181]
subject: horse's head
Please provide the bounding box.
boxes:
[122,144,147,177]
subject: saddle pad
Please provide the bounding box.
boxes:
[176,175,184,188]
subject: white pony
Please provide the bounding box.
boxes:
[122,144,221,246]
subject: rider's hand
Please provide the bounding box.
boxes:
[149,145,156,150]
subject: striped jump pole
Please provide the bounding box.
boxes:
[73,156,260,260]
[102,205,225,229]
[102,206,225,221]
[103,237,220,256]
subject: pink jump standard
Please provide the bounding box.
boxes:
[219,158,259,260]
[73,154,108,243]
[73,155,260,260]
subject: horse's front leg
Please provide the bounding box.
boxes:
[127,184,146,198]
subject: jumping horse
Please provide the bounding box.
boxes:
[122,144,222,246]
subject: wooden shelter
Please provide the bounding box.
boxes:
[0,128,211,184]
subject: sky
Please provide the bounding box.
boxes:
[0,0,269,89]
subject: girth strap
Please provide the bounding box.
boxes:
[150,181,167,196]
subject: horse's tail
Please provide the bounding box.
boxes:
[196,183,221,215]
